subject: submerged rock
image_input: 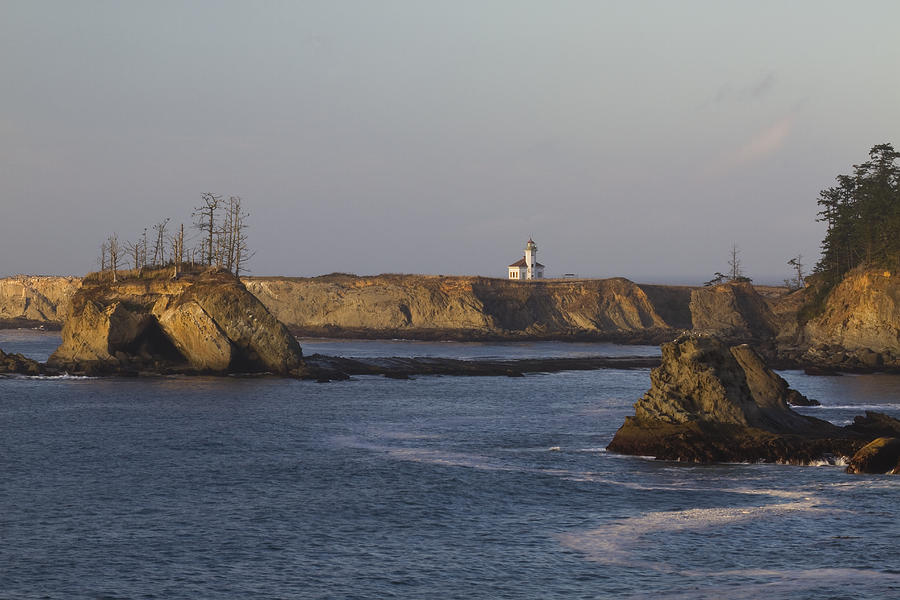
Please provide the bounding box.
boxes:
[607,334,899,466]
[48,268,303,376]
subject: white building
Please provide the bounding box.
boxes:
[508,238,545,280]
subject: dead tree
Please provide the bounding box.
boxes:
[728,243,743,281]
[193,193,222,266]
[151,218,170,267]
[786,254,805,290]
[170,223,186,277]
[125,239,141,270]
[232,200,253,277]
[124,228,148,271]
[107,234,120,282]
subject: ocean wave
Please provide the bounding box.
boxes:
[558,489,828,569]
[803,404,900,411]
[12,373,97,380]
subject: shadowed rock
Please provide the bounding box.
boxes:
[607,334,900,466]
[0,347,43,376]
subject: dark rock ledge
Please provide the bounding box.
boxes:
[301,354,660,380]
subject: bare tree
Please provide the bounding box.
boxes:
[107,234,120,282]
[151,218,170,267]
[125,239,141,270]
[228,197,253,276]
[728,243,743,281]
[123,228,148,271]
[99,241,108,273]
[193,193,222,266]
[786,254,805,290]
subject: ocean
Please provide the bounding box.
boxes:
[1,330,898,599]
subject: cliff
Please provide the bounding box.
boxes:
[0,276,81,327]
[4,269,898,370]
[794,269,900,369]
[242,274,692,341]
[48,269,303,375]
[689,282,778,340]
[607,334,900,465]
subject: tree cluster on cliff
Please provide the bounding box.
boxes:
[192,193,252,275]
[816,143,900,285]
[97,193,252,280]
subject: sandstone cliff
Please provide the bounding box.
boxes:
[689,282,778,340]
[4,268,898,370]
[0,276,81,326]
[795,269,900,368]
[242,274,692,341]
[607,334,900,465]
[48,269,303,375]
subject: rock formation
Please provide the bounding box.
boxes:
[0,276,81,327]
[689,282,777,341]
[846,437,900,475]
[48,269,303,375]
[607,334,900,465]
[242,274,691,342]
[794,269,900,369]
[3,268,898,372]
[0,347,43,376]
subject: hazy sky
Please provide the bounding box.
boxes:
[2,1,899,284]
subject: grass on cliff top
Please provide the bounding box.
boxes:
[83,264,232,285]
[77,265,242,309]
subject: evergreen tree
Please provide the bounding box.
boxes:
[815,143,900,285]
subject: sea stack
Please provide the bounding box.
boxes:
[607,333,900,465]
[48,267,304,376]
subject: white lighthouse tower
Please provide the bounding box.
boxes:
[525,238,538,279]
[508,238,545,280]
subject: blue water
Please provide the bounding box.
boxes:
[1,331,899,599]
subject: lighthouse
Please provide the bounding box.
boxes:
[524,238,538,279]
[508,238,545,280]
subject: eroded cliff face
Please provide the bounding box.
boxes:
[0,276,81,324]
[798,270,900,367]
[6,269,898,369]
[689,282,778,340]
[48,270,303,375]
[242,274,691,341]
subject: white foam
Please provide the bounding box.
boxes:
[559,488,829,570]
[16,373,97,380]
[804,404,899,411]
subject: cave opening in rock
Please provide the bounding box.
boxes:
[123,319,188,365]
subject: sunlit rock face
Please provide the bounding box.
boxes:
[48,268,303,375]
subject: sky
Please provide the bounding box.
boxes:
[2,1,899,284]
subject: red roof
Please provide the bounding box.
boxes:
[508,257,545,268]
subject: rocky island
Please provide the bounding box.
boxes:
[47,268,304,376]
[607,334,900,473]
